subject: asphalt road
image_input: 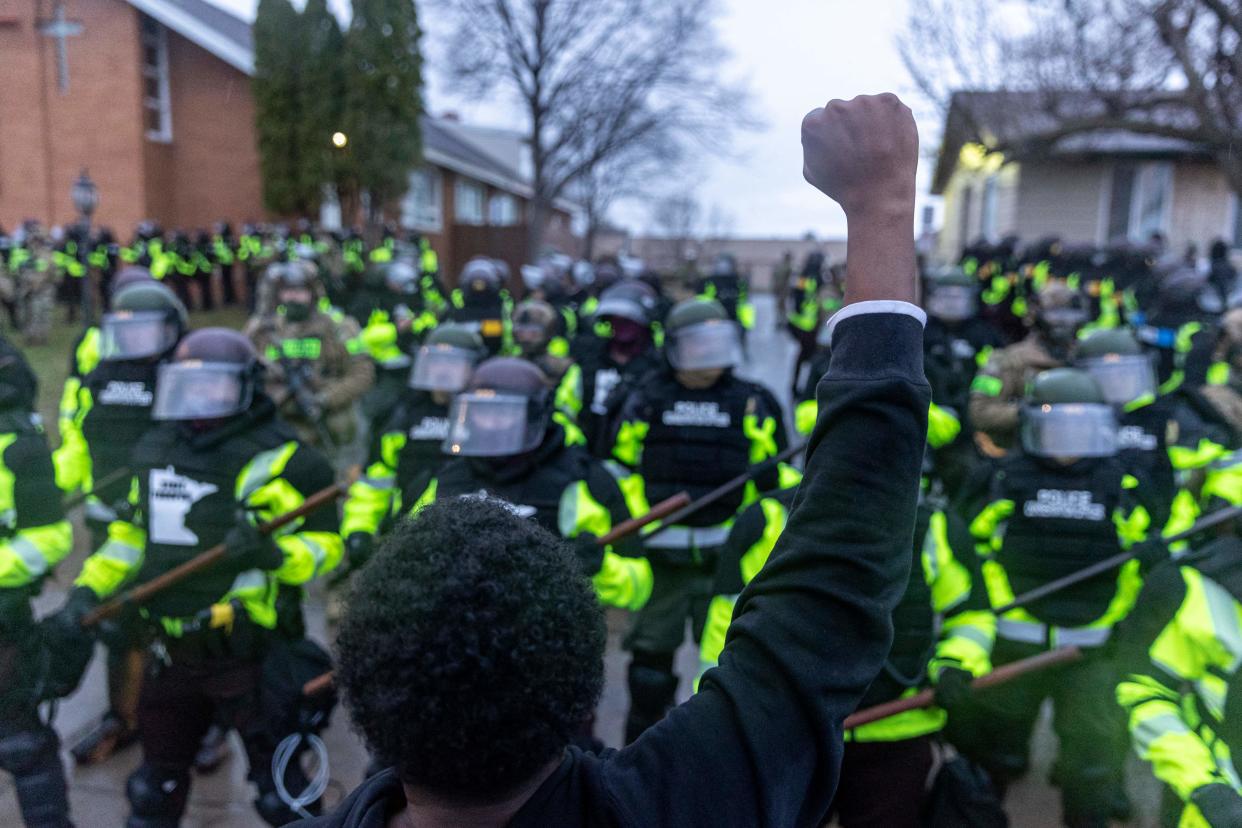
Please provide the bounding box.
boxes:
[1,295,1162,826]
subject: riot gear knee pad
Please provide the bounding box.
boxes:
[0,725,71,828]
[125,764,188,827]
[0,723,58,775]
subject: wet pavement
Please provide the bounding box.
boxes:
[1,296,1160,826]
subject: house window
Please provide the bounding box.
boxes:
[454,180,485,225]
[489,193,518,226]
[1107,161,1172,243]
[401,167,442,232]
[980,175,999,241]
[140,16,172,143]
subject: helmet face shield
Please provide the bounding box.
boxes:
[927,285,977,322]
[667,320,742,371]
[443,392,544,457]
[410,345,477,393]
[152,362,250,421]
[1079,355,1156,406]
[1020,403,1118,458]
[100,311,179,361]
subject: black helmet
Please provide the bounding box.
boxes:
[0,334,38,411]
[1075,329,1156,406]
[152,329,262,422]
[592,260,622,294]
[100,282,188,362]
[410,323,486,392]
[924,266,977,322]
[665,298,741,372]
[711,253,739,278]
[460,258,502,295]
[512,299,560,357]
[443,358,552,457]
[1021,368,1117,458]
[110,266,155,301]
[595,279,657,328]
[268,261,320,321]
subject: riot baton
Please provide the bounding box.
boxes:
[82,482,347,627]
[62,466,132,511]
[843,646,1083,729]
[300,490,696,699]
[640,442,806,543]
[990,502,1242,618]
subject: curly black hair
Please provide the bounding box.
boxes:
[336,495,606,801]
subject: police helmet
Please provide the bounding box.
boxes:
[1021,368,1117,459]
[100,282,188,362]
[665,298,742,372]
[409,323,486,393]
[152,329,262,422]
[443,358,552,457]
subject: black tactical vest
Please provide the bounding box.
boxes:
[640,373,754,526]
[450,297,507,356]
[994,454,1125,628]
[435,434,593,535]
[128,411,297,621]
[388,391,451,509]
[81,360,160,506]
[1118,399,1174,524]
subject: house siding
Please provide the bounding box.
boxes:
[1012,160,1109,246]
[1169,160,1234,254]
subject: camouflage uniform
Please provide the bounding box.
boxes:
[245,310,374,450]
[968,335,1064,451]
[14,241,57,346]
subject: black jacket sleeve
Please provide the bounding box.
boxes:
[9,430,65,529]
[583,460,642,559]
[600,311,930,827]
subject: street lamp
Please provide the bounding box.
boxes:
[331,131,348,148]
[70,169,98,321]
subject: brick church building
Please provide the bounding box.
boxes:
[0,0,576,275]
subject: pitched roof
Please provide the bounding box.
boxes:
[931,90,1211,194]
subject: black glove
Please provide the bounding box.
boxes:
[1133,538,1171,572]
[1192,784,1242,827]
[572,533,606,576]
[932,666,975,711]
[346,533,375,571]
[40,587,100,698]
[222,520,284,572]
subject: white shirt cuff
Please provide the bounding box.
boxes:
[825,300,927,347]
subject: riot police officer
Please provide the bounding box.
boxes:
[51,329,343,827]
[55,280,189,765]
[923,265,1004,418]
[246,262,373,453]
[559,279,662,456]
[0,335,74,828]
[956,368,1158,827]
[426,357,651,613]
[969,281,1089,451]
[695,253,755,332]
[447,257,513,356]
[608,297,786,741]
[512,298,573,385]
[341,323,486,571]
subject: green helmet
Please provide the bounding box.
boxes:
[665,298,741,371]
[1076,329,1142,359]
[100,281,188,362]
[665,298,728,333]
[1026,368,1107,405]
[924,266,977,322]
[1021,368,1117,458]
[1075,329,1155,405]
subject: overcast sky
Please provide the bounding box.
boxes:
[212,0,942,239]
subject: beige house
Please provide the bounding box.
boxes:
[932,91,1242,263]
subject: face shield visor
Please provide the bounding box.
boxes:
[1020,403,1118,458]
[409,345,477,393]
[100,310,179,361]
[927,285,977,323]
[595,296,650,327]
[667,320,743,371]
[1038,307,1089,344]
[513,322,550,356]
[1078,355,1157,406]
[152,362,251,421]
[443,392,545,457]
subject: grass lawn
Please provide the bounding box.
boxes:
[16,305,251,446]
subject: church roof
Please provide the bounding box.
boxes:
[127,0,253,74]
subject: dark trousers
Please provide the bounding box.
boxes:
[133,654,283,824]
[946,638,1128,827]
[0,706,71,828]
[624,555,716,742]
[829,736,936,828]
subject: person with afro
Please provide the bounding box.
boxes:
[297,91,929,828]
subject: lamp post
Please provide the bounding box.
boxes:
[70,169,98,322]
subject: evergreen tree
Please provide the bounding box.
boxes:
[298,0,347,214]
[344,0,424,226]
[251,0,305,215]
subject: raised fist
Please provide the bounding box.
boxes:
[801,93,918,220]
